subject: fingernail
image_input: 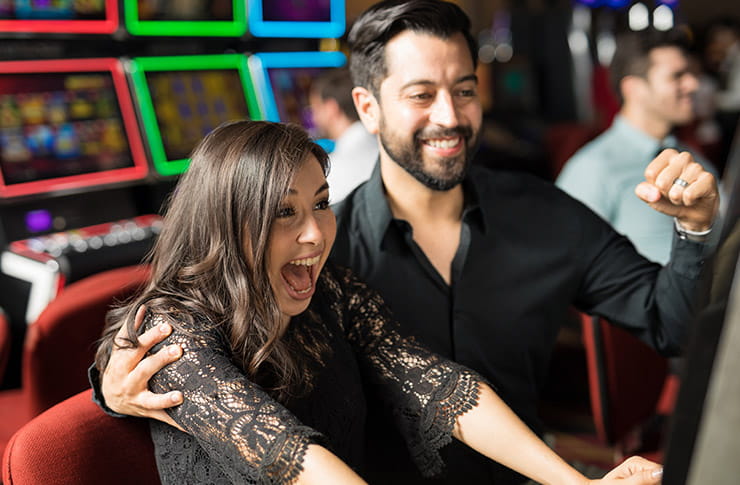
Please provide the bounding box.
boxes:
[652,468,663,478]
[171,391,183,403]
[159,323,171,334]
[168,345,181,356]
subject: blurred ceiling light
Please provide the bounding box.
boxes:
[629,3,649,31]
[653,5,674,31]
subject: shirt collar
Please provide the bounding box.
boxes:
[357,162,395,249]
[612,115,677,154]
[461,168,486,232]
[357,162,487,250]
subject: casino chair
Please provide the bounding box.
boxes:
[2,388,161,485]
[544,122,601,179]
[579,312,675,462]
[0,264,150,459]
[0,309,10,382]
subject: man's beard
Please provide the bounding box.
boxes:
[379,123,478,191]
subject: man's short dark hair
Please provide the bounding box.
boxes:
[311,67,359,122]
[347,0,478,96]
[610,28,691,103]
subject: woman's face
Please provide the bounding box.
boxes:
[266,155,336,324]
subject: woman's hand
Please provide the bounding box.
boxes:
[590,456,663,485]
[102,305,185,430]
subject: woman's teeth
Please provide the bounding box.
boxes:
[291,282,313,294]
[289,255,320,266]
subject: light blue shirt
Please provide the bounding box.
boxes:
[556,116,716,264]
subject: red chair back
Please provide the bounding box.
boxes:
[580,313,669,445]
[0,309,10,382]
[23,264,150,416]
[2,389,161,485]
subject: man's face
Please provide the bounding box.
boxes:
[374,31,482,191]
[705,27,736,72]
[308,91,330,139]
[639,46,698,127]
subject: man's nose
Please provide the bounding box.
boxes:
[683,72,700,94]
[429,92,460,127]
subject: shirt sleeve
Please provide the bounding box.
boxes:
[330,267,484,477]
[88,363,128,418]
[144,311,325,484]
[573,203,712,356]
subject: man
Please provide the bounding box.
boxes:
[704,19,740,168]
[557,29,717,264]
[309,67,379,203]
[98,1,719,483]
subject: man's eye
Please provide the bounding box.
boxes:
[411,93,432,100]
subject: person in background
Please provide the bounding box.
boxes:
[557,28,718,265]
[98,1,720,483]
[93,120,662,485]
[704,18,740,169]
[309,67,378,203]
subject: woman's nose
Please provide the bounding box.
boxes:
[297,214,323,245]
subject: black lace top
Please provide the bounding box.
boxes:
[144,264,483,484]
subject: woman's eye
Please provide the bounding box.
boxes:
[276,206,295,218]
[315,199,330,210]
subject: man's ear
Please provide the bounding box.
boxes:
[352,86,380,134]
[326,97,341,117]
[620,75,645,104]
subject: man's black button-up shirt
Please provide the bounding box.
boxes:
[331,163,707,484]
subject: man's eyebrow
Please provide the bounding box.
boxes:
[399,74,478,91]
[458,74,478,84]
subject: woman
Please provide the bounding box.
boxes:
[94,121,661,484]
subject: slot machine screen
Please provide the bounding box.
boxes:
[0,58,148,198]
[248,51,346,152]
[248,0,344,38]
[128,54,263,176]
[0,0,117,34]
[123,0,246,36]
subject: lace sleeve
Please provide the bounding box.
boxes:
[144,312,325,484]
[329,267,484,477]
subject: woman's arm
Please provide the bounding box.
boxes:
[337,267,661,485]
[301,445,366,485]
[453,384,662,485]
[98,305,365,484]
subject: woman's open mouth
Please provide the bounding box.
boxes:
[280,254,321,299]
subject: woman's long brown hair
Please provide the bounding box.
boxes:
[95,121,329,400]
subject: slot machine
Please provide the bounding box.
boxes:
[126,53,263,177]
[123,0,247,37]
[0,0,118,34]
[248,50,346,153]
[0,0,347,392]
[248,0,345,38]
[0,58,156,327]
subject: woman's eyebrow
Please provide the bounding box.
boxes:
[315,182,329,196]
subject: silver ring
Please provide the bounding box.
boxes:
[673,177,690,188]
